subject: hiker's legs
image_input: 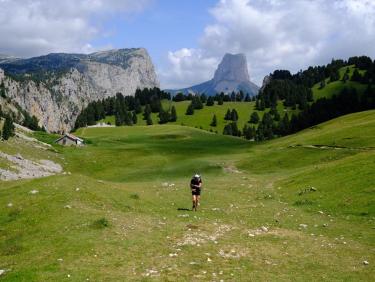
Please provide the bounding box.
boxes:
[196,195,200,207]
[192,195,197,210]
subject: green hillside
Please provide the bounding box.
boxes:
[101,100,296,134]
[312,65,367,100]
[0,110,374,280]
[98,65,371,137]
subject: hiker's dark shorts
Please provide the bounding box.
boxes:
[192,188,201,196]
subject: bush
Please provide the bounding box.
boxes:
[130,193,140,200]
[92,217,110,229]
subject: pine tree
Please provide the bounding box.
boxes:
[223,124,232,135]
[231,109,238,121]
[351,69,362,82]
[206,96,215,106]
[185,103,194,115]
[124,111,133,126]
[143,104,151,120]
[249,112,259,124]
[170,106,177,121]
[2,115,15,140]
[218,97,224,105]
[200,94,207,104]
[132,111,138,124]
[0,82,5,98]
[115,111,123,126]
[319,80,326,89]
[135,99,142,114]
[244,93,251,102]
[210,114,217,127]
[158,108,170,124]
[146,115,153,125]
[224,109,231,120]
[192,96,203,109]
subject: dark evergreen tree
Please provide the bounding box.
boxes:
[249,111,259,124]
[329,69,340,82]
[185,103,194,115]
[210,114,217,127]
[2,115,15,140]
[319,80,326,89]
[146,115,153,125]
[224,109,231,120]
[277,113,290,135]
[206,96,215,106]
[170,106,177,121]
[223,124,232,135]
[200,94,207,104]
[231,109,238,121]
[218,97,224,105]
[0,82,5,98]
[244,93,251,102]
[124,110,133,126]
[132,111,138,124]
[134,99,142,114]
[351,69,362,82]
[192,96,203,109]
[158,108,170,124]
[143,104,152,120]
[115,111,123,126]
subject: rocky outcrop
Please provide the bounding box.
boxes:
[0,48,159,132]
[166,53,259,96]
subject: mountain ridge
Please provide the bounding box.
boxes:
[0,48,159,132]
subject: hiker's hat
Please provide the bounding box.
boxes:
[194,174,200,178]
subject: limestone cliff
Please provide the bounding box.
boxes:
[0,48,159,132]
[166,53,259,96]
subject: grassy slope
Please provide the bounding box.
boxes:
[0,110,374,281]
[312,65,367,100]
[100,66,369,135]
[101,100,295,134]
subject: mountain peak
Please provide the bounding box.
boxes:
[166,52,259,96]
[213,53,250,83]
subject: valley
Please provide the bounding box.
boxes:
[0,110,374,281]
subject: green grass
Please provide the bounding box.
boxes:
[0,110,374,281]
[312,65,368,100]
[100,100,297,134]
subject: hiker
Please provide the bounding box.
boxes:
[190,174,202,211]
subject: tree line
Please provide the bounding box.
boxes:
[74,87,175,129]
[219,85,375,141]
[174,91,255,103]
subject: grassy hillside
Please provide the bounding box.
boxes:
[0,110,374,280]
[312,65,367,100]
[101,100,296,134]
[98,65,371,136]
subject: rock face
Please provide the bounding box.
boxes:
[167,53,259,96]
[0,48,159,132]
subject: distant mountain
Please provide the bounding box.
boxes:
[0,54,21,64]
[166,53,259,96]
[0,48,159,132]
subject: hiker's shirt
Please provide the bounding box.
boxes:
[190,178,202,191]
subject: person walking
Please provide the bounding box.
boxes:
[190,174,202,211]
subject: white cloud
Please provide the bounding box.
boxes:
[161,0,375,88]
[0,0,151,57]
[159,48,219,89]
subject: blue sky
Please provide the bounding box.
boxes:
[92,0,217,70]
[1,0,375,89]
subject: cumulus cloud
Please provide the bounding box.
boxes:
[161,0,375,88]
[0,0,151,57]
[159,48,219,89]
